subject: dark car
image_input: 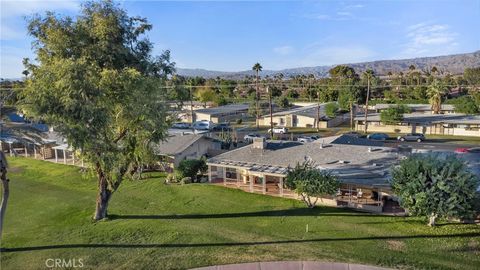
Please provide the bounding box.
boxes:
[397,133,425,142]
[467,147,480,153]
[367,133,389,141]
[213,123,232,131]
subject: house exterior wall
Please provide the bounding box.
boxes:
[259,113,347,128]
[195,111,249,124]
[194,112,213,122]
[356,122,480,137]
[172,139,220,167]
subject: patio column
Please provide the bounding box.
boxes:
[208,166,212,182]
[223,167,226,186]
[81,159,84,167]
[249,175,253,192]
[262,175,266,194]
[33,144,37,159]
[63,149,67,164]
[236,169,241,187]
[54,148,58,163]
[24,143,28,157]
[9,142,12,157]
[279,177,284,197]
[72,152,75,165]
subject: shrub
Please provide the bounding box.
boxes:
[177,159,207,181]
[325,102,339,118]
[391,154,479,226]
[236,119,242,125]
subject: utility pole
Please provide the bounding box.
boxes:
[316,90,320,132]
[255,72,259,129]
[190,85,195,133]
[364,74,371,134]
[267,86,273,139]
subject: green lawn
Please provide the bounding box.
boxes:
[1,158,479,270]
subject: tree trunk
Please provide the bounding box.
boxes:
[0,153,9,239]
[94,174,112,221]
[349,102,354,130]
[428,213,437,227]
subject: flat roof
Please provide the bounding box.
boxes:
[356,113,480,124]
[262,103,330,119]
[374,104,455,111]
[208,136,399,187]
[194,103,249,116]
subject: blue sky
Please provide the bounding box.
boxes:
[1,0,479,78]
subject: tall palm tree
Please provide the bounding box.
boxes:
[427,79,447,114]
[252,63,262,128]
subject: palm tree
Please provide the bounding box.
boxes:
[362,69,375,133]
[252,63,262,128]
[427,79,447,114]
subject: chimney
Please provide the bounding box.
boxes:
[252,137,266,149]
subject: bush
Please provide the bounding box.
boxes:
[325,102,339,118]
[391,154,479,226]
[236,119,242,125]
[380,105,411,125]
[177,159,207,181]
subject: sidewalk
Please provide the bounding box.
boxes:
[192,261,393,270]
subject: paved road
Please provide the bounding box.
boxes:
[192,261,393,270]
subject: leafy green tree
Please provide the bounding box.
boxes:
[453,96,479,114]
[275,97,291,108]
[380,105,411,125]
[20,0,173,220]
[196,87,216,107]
[391,154,479,226]
[325,102,339,118]
[285,161,340,208]
[464,67,480,88]
[427,79,447,114]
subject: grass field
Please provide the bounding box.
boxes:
[1,158,479,270]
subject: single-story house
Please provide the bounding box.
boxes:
[153,134,221,171]
[373,104,456,114]
[258,103,349,128]
[193,103,250,123]
[355,113,480,137]
[207,136,402,213]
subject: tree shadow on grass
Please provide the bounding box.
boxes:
[2,232,479,253]
[107,208,392,220]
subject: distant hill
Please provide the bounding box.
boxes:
[177,50,480,79]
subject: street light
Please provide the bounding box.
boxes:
[267,86,273,139]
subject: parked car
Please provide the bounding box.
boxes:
[455,148,469,153]
[243,134,265,142]
[172,122,191,129]
[212,123,232,131]
[367,133,389,141]
[297,136,314,143]
[193,120,214,130]
[397,133,425,142]
[467,147,480,153]
[268,127,288,134]
[309,135,320,140]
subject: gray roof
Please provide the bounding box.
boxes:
[194,103,249,116]
[374,104,455,111]
[153,134,208,156]
[330,134,385,147]
[263,103,329,119]
[356,113,480,125]
[208,136,399,187]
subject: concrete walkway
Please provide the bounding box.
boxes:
[192,261,393,270]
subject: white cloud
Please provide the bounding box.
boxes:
[1,0,79,40]
[273,45,294,55]
[401,22,459,57]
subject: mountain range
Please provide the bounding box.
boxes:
[176,50,480,79]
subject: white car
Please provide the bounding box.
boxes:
[297,136,314,143]
[243,134,265,142]
[268,127,288,134]
[193,120,215,130]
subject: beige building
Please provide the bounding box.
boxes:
[207,136,402,214]
[355,113,480,137]
[258,103,348,128]
[193,103,250,123]
[153,134,221,170]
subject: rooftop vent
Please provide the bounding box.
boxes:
[252,137,266,149]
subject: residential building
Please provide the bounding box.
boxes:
[207,136,402,213]
[193,103,250,123]
[153,134,221,170]
[258,103,349,128]
[373,104,456,114]
[355,113,480,137]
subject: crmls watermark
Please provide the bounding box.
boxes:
[45,258,84,268]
